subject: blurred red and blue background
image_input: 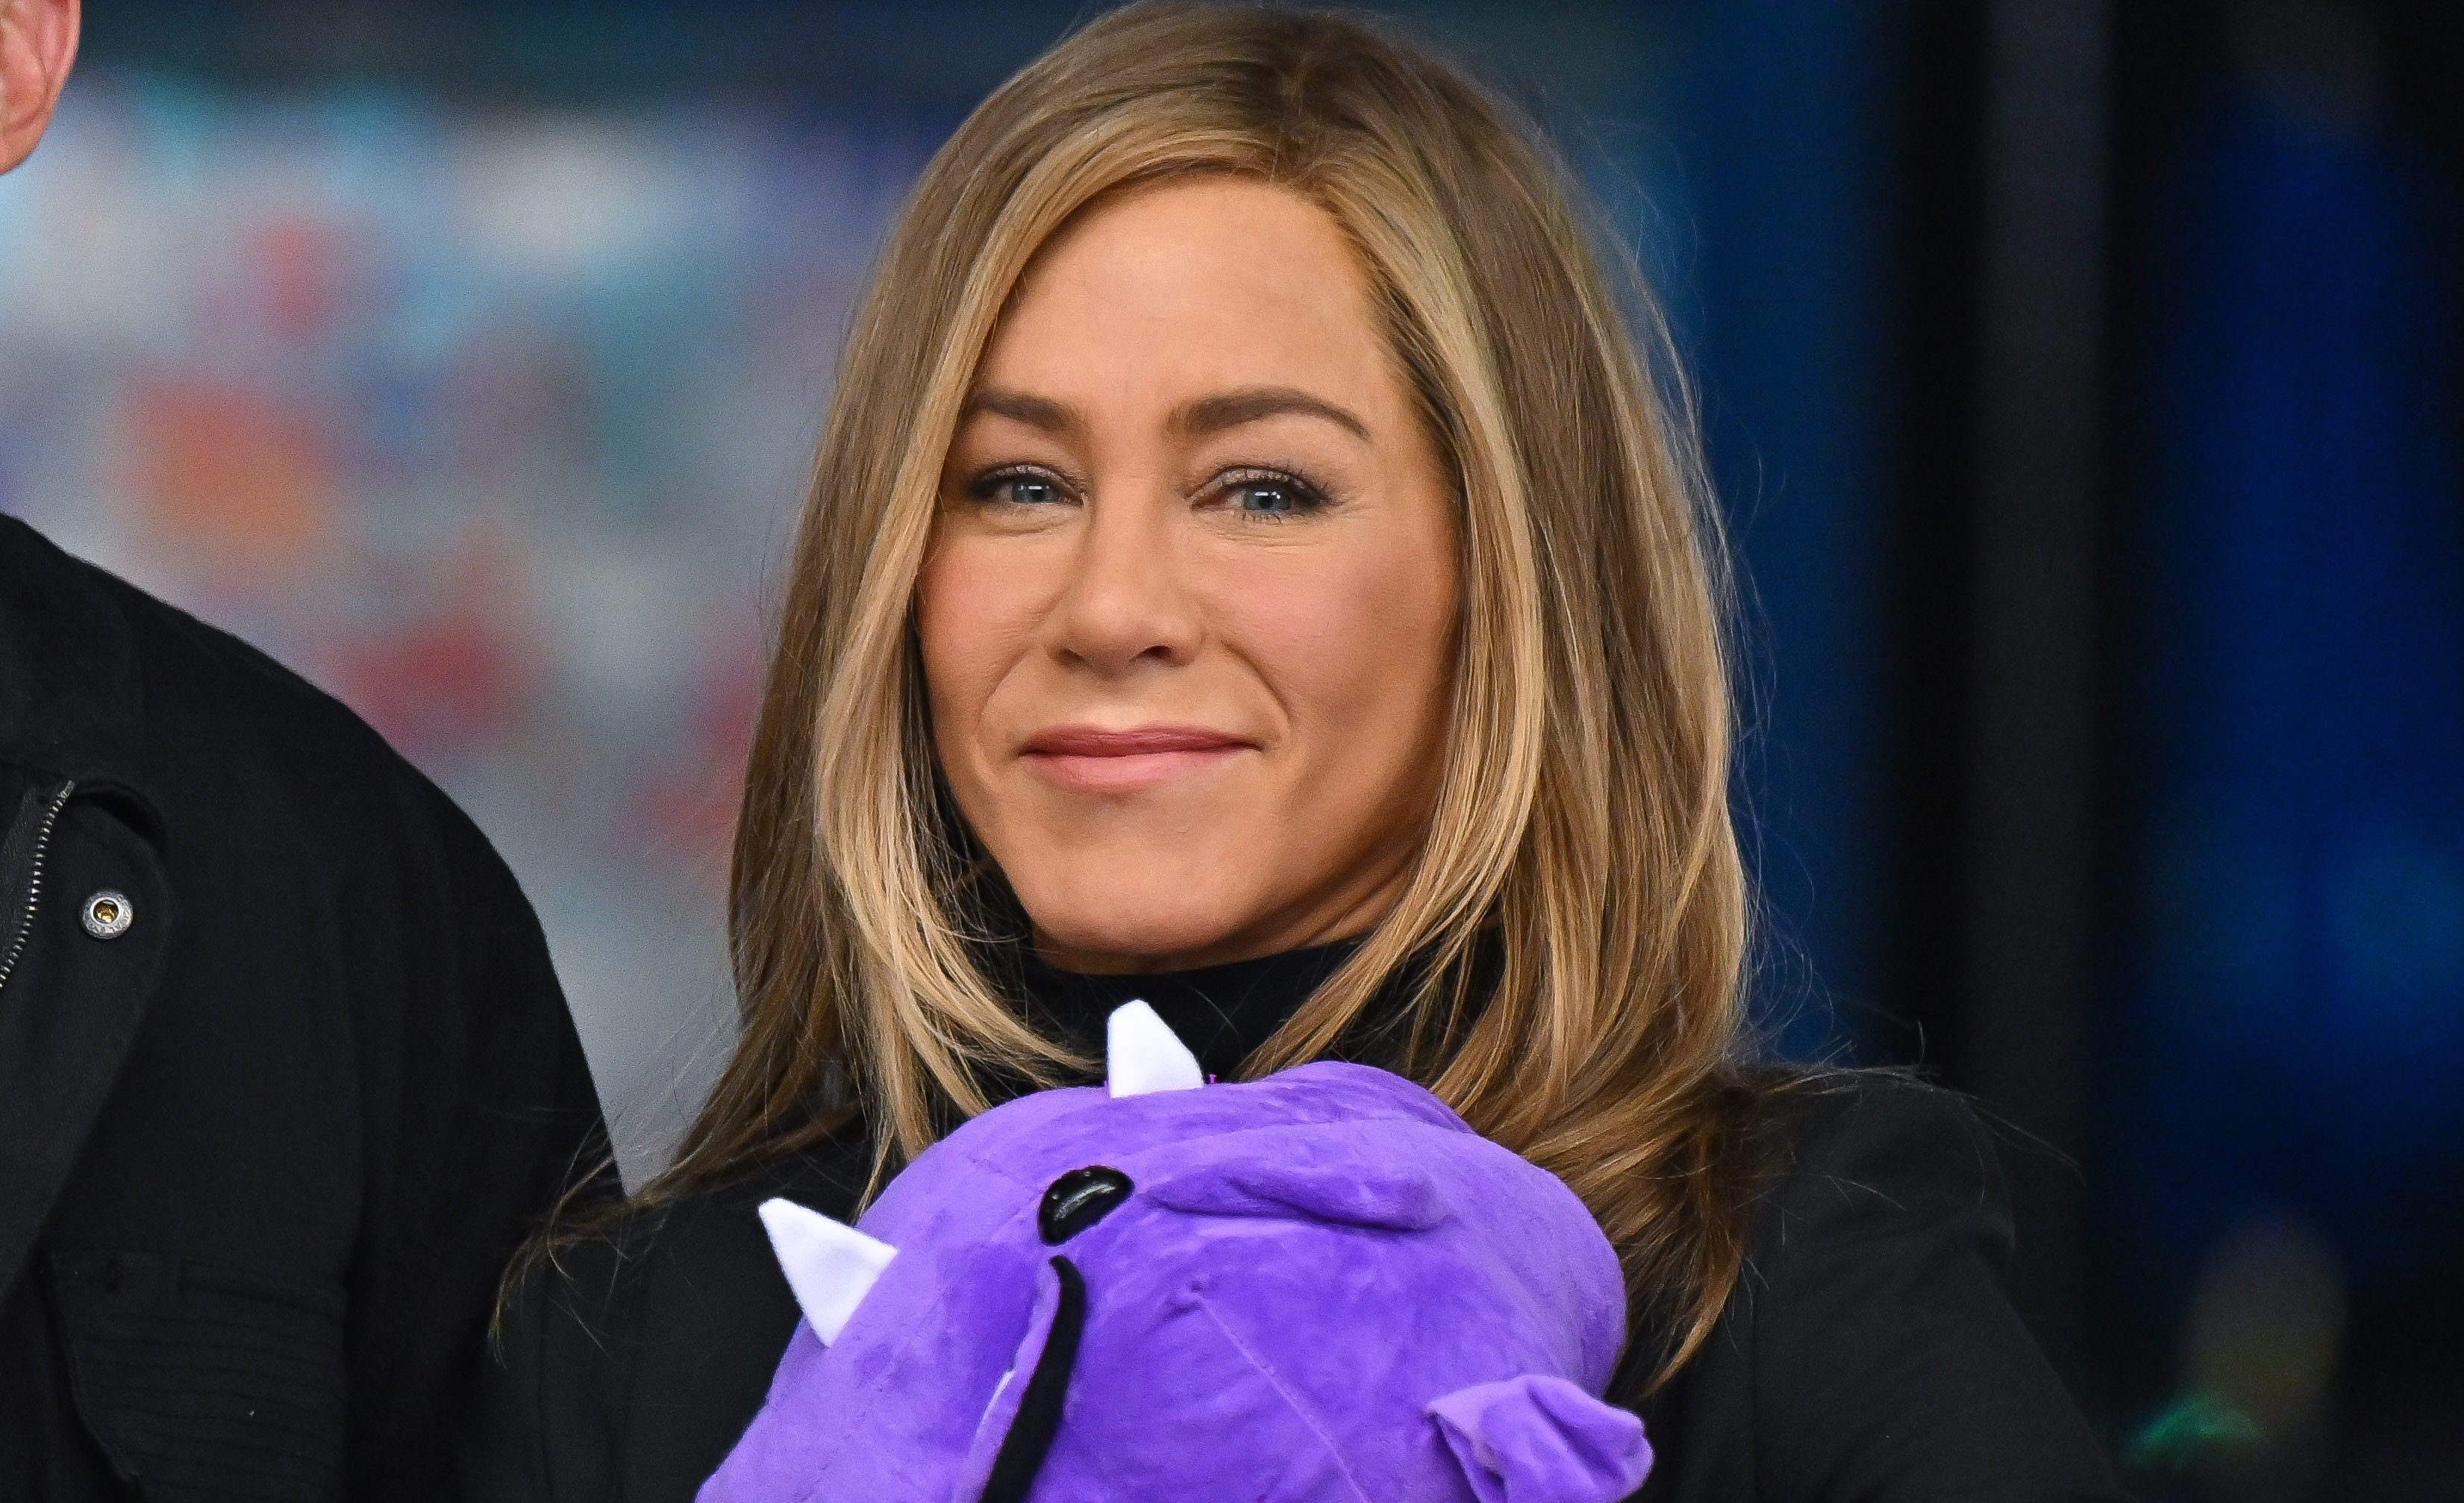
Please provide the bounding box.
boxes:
[1,2,2456,1496]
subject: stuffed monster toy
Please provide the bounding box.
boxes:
[701,1002,1653,1503]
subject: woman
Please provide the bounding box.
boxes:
[468,6,2125,1500]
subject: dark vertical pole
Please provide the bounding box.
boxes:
[1964,0,2111,1371]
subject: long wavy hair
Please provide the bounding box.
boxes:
[656,1,1776,1389]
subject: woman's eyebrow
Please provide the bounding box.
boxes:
[958,384,1371,442]
[963,387,1081,436]
[1173,386,1370,441]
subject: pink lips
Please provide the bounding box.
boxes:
[1019,724,1254,793]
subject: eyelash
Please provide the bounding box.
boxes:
[965,463,1335,519]
[1208,466,1333,519]
[967,465,1077,508]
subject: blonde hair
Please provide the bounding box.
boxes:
[678,1,1772,1389]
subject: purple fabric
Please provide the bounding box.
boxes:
[1428,1375,1654,1503]
[700,1060,1651,1503]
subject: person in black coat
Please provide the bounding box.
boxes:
[472,6,2127,1499]
[1,12,605,1489]
[0,519,606,1499]
[0,509,611,1499]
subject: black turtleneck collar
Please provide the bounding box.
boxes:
[1000,937,1366,1087]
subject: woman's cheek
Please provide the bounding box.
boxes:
[918,541,1024,794]
[1216,542,1398,674]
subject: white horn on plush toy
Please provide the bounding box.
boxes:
[1106,1000,1206,1097]
[757,1198,898,1346]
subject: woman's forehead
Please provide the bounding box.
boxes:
[975,178,1394,421]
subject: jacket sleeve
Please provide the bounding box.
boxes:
[1735,1080,2127,1502]
[460,1225,637,1503]
[337,775,608,1502]
[460,1151,869,1503]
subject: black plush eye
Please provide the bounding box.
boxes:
[1039,1166,1133,1245]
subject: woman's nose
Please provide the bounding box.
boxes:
[1042,493,1200,675]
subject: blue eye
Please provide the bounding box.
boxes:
[1220,470,1327,516]
[1000,475,1063,507]
[974,469,1066,507]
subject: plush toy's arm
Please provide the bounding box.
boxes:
[1429,1375,1653,1503]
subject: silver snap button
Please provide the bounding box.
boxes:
[81,890,134,940]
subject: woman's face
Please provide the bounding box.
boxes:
[918,176,1459,974]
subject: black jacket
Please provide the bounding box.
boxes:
[468,1077,2128,1502]
[0,517,605,1501]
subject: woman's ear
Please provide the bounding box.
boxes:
[1426,1374,1652,1503]
[0,0,80,175]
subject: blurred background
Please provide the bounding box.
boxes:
[1,1,2456,1496]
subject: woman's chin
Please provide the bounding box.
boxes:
[1022,895,1278,975]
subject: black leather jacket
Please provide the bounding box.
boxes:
[0,516,603,1501]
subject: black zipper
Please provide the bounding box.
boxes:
[0,778,75,999]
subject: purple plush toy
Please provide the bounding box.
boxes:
[701,1002,1652,1503]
